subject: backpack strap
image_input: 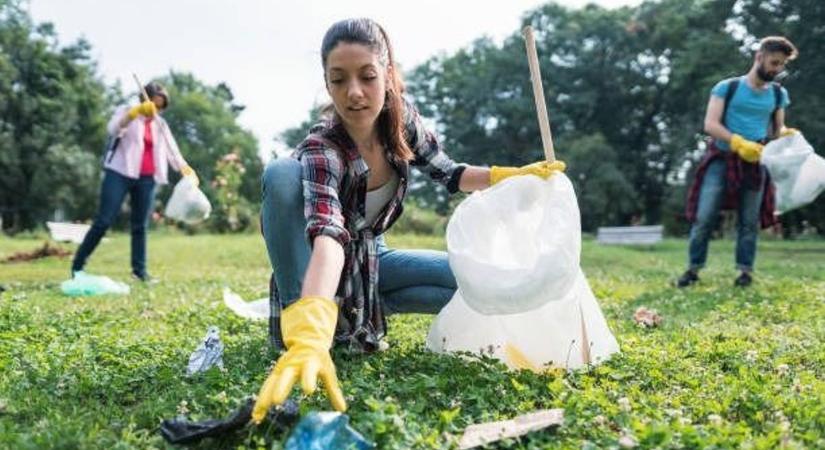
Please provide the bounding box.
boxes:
[771,83,782,136]
[721,78,740,127]
[104,135,121,163]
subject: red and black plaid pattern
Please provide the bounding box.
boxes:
[685,140,777,230]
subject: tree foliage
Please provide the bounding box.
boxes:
[405,0,825,234]
[0,1,109,231]
[0,2,263,233]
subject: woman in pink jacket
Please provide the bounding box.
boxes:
[70,82,198,282]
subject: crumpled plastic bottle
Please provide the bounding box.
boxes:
[285,412,374,450]
[186,326,224,376]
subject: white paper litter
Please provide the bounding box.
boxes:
[458,408,564,449]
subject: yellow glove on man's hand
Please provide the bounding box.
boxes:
[730,134,763,164]
[780,127,799,138]
[180,165,199,187]
[252,296,345,424]
[489,160,566,186]
[127,100,157,120]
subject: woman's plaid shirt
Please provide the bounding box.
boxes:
[293,99,466,352]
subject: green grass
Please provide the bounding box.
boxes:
[1,231,823,449]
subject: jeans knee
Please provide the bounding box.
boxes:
[93,215,115,231]
[738,220,758,236]
[691,217,714,238]
[262,158,302,205]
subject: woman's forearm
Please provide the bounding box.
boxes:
[458,166,492,192]
[301,235,345,300]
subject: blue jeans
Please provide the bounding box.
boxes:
[260,158,456,312]
[72,169,156,276]
[687,159,765,272]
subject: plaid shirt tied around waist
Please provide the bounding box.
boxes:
[685,139,777,229]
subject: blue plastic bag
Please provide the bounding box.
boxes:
[285,412,374,450]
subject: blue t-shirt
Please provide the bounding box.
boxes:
[711,76,790,150]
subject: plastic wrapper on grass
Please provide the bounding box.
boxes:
[187,326,224,376]
[60,271,130,296]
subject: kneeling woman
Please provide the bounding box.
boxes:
[253,18,564,420]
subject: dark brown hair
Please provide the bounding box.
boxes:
[139,81,170,109]
[320,18,413,161]
[759,36,798,61]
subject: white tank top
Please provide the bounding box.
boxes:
[365,172,399,225]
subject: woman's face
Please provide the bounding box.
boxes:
[150,94,167,112]
[325,42,388,133]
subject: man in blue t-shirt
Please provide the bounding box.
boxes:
[678,36,799,288]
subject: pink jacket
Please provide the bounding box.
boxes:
[104,105,188,185]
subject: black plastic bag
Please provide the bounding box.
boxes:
[160,397,299,445]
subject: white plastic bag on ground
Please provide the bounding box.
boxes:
[762,133,825,213]
[222,287,268,320]
[164,177,212,224]
[60,271,130,296]
[427,173,620,370]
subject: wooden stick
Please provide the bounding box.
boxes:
[521,26,555,163]
[132,73,150,102]
[524,27,590,366]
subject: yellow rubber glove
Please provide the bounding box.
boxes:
[252,296,345,424]
[489,160,566,186]
[730,134,763,163]
[127,100,157,120]
[780,127,799,137]
[180,165,199,187]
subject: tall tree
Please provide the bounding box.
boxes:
[0,0,109,232]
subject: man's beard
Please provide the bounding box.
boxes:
[757,65,776,82]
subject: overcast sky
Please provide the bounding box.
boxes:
[29,0,641,156]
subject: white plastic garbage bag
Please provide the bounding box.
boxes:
[60,271,130,296]
[427,173,620,371]
[447,174,580,315]
[427,270,620,370]
[762,133,825,213]
[164,177,212,224]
